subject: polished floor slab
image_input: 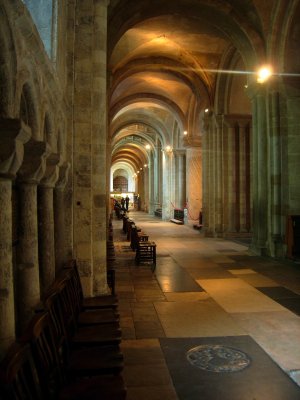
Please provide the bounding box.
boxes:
[155,257,203,292]
[159,336,300,400]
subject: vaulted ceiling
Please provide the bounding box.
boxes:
[108,0,265,180]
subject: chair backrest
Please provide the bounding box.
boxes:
[25,312,65,396]
[43,290,70,362]
[63,260,84,305]
[0,342,43,400]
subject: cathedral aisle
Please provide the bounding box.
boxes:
[113,211,300,400]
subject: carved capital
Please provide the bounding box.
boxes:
[183,136,202,148]
[40,154,61,188]
[0,119,31,179]
[17,140,51,184]
[56,162,70,190]
[173,149,186,157]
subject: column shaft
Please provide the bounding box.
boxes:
[0,179,15,359]
[38,185,55,295]
[227,124,236,232]
[239,124,247,232]
[186,147,202,224]
[17,182,40,333]
[54,188,66,273]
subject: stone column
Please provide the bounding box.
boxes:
[54,163,70,274]
[162,149,173,220]
[73,0,110,296]
[223,119,236,233]
[201,116,210,232]
[247,84,268,254]
[38,154,60,295]
[215,116,223,233]
[277,84,300,257]
[153,144,162,210]
[174,150,186,209]
[143,165,149,212]
[16,140,50,333]
[185,140,202,225]
[148,153,155,214]
[157,141,163,208]
[0,119,30,358]
[239,121,247,232]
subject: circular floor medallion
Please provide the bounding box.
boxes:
[186,345,251,373]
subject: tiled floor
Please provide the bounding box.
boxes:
[113,211,300,399]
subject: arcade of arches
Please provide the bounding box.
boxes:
[1,0,300,359]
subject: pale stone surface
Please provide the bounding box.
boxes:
[154,300,246,337]
[198,278,286,313]
[229,268,257,274]
[231,311,300,371]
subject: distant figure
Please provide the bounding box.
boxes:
[125,195,130,211]
[121,197,125,211]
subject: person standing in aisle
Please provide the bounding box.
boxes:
[125,195,130,211]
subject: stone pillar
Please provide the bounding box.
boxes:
[153,145,162,210]
[239,121,247,232]
[148,153,155,214]
[224,119,236,233]
[247,84,268,254]
[73,0,109,296]
[186,141,202,225]
[157,142,163,208]
[174,150,186,209]
[0,119,30,359]
[143,165,149,212]
[276,84,300,256]
[215,116,223,233]
[16,140,50,333]
[54,163,70,274]
[201,116,210,232]
[0,179,14,359]
[162,149,173,220]
[38,154,60,295]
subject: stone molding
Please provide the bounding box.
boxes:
[0,119,31,179]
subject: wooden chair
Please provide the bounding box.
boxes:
[4,313,126,400]
[0,342,43,399]
[135,241,157,265]
[25,312,123,381]
[64,260,118,311]
[60,267,119,326]
[44,283,122,350]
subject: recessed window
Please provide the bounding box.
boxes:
[22,0,58,61]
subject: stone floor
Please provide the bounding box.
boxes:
[113,211,300,400]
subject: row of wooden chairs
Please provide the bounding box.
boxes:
[0,260,126,400]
